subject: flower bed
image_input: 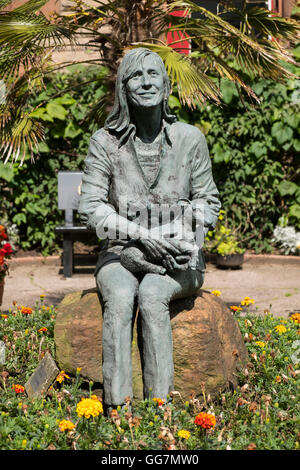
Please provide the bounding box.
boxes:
[0,295,299,450]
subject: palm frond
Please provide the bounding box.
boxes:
[0,115,45,164]
[0,16,75,48]
[166,0,299,80]
[6,0,48,14]
[236,5,300,43]
[0,0,14,9]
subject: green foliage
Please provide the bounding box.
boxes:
[0,65,108,255]
[206,210,245,255]
[0,295,299,450]
[169,57,300,253]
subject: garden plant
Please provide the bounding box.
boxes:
[0,294,299,450]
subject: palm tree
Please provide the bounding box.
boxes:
[0,0,299,163]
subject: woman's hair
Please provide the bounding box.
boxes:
[104,48,176,139]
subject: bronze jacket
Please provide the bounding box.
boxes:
[78,120,221,272]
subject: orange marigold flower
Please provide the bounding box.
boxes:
[38,327,48,333]
[290,313,300,325]
[230,305,242,312]
[275,376,281,383]
[12,384,25,394]
[152,397,165,407]
[1,314,8,319]
[21,306,33,315]
[194,412,216,430]
[56,370,70,383]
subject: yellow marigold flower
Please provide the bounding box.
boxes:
[58,419,75,432]
[290,313,300,325]
[241,296,255,306]
[40,294,45,299]
[255,341,265,348]
[211,290,221,297]
[178,429,191,440]
[1,314,8,319]
[274,325,287,334]
[76,397,103,419]
[56,370,70,383]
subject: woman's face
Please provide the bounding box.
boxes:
[125,54,165,109]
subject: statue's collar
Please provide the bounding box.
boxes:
[118,120,172,148]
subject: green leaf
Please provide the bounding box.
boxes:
[286,114,300,129]
[168,95,181,110]
[220,79,238,105]
[53,94,76,106]
[46,102,68,120]
[249,142,267,158]
[289,204,300,220]
[0,161,14,182]
[212,143,231,163]
[30,108,54,122]
[37,141,49,153]
[64,122,82,139]
[293,140,300,152]
[278,180,299,196]
[50,123,65,138]
[271,122,293,145]
[12,212,27,224]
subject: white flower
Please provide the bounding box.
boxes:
[272,225,300,255]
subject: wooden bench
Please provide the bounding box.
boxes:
[55,171,97,277]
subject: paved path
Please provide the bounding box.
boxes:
[1,256,299,317]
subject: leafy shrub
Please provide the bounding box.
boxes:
[0,66,108,255]
[0,294,299,450]
[170,54,300,253]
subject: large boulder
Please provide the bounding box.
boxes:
[54,288,247,400]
